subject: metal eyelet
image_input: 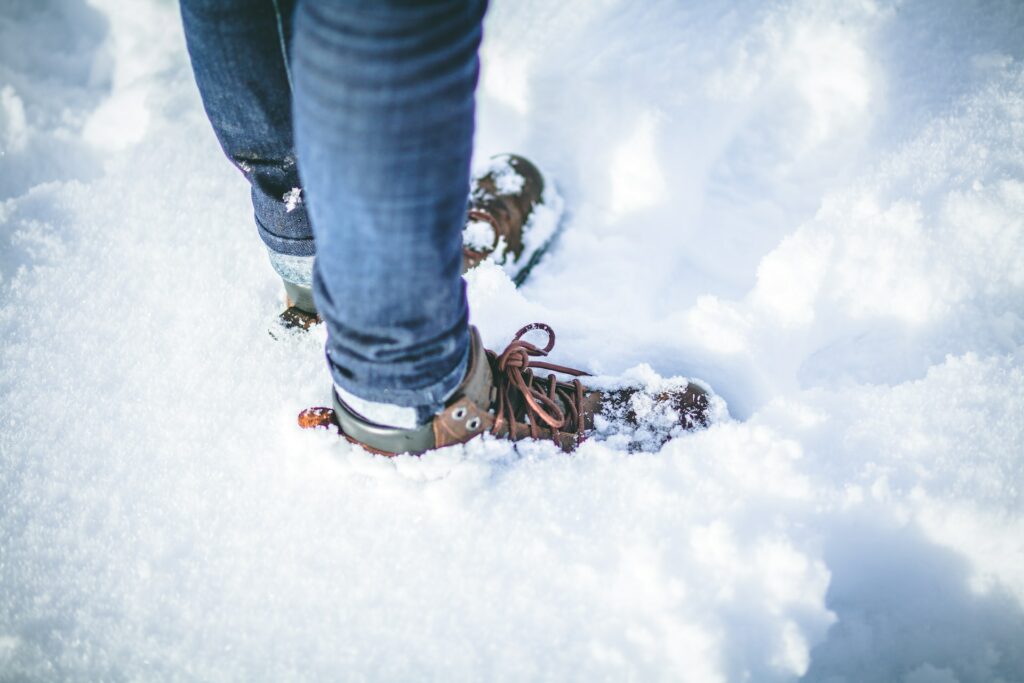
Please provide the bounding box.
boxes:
[451,406,468,420]
[466,417,481,431]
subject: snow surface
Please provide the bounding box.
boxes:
[2,0,1023,681]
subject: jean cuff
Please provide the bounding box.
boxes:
[328,340,470,415]
[253,185,315,257]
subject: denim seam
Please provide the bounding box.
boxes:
[270,0,293,93]
[254,213,315,257]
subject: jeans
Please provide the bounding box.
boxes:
[181,0,484,411]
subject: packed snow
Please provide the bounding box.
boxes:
[1,0,1023,681]
[462,218,496,251]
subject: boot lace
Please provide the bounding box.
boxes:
[489,323,590,444]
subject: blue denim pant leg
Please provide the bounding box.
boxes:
[180,0,315,277]
[293,0,485,412]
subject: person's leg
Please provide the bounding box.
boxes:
[180,0,314,297]
[292,0,486,421]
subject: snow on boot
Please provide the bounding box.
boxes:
[298,323,714,455]
[462,154,564,286]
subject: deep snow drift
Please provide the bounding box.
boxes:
[2,0,1023,681]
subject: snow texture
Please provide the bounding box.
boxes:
[487,156,526,195]
[282,187,302,213]
[462,218,496,251]
[2,0,1023,681]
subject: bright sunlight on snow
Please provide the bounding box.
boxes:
[2,0,1023,681]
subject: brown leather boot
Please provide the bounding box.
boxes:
[461,154,562,285]
[298,323,711,455]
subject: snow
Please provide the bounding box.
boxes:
[515,177,565,278]
[485,156,527,195]
[462,218,496,251]
[283,187,302,213]
[1,0,1023,681]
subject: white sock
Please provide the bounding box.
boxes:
[334,384,422,430]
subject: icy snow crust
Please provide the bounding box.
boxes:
[2,0,1023,681]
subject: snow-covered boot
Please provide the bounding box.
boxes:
[298,323,712,455]
[461,154,563,285]
[275,154,562,332]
